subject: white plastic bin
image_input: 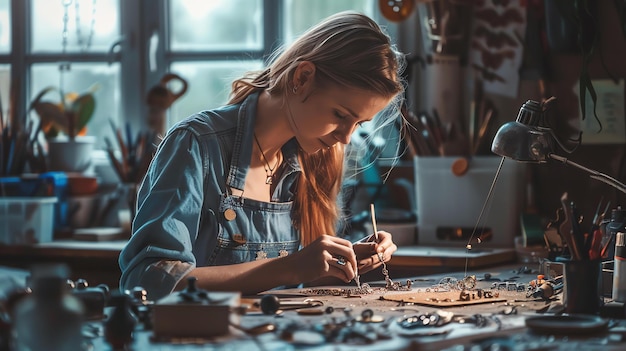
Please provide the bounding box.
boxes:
[0,197,57,245]
[414,156,525,248]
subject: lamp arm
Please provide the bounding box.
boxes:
[549,154,626,195]
[547,128,581,155]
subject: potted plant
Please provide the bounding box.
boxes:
[30,84,99,173]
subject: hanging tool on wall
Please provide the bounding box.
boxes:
[145,73,188,137]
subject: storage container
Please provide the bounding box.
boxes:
[0,197,57,245]
[414,156,525,248]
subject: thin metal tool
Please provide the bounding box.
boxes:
[600,201,611,225]
[591,197,605,227]
[464,156,504,277]
[355,203,380,290]
[370,203,379,242]
[370,203,384,266]
[559,193,582,260]
[258,295,324,315]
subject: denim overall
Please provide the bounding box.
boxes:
[210,193,300,265]
[119,92,302,299]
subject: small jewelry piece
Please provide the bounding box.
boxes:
[301,284,374,296]
[460,275,477,290]
[381,260,394,288]
[335,256,346,266]
[253,133,280,185]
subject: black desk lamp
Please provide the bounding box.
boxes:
[491,99,626,194]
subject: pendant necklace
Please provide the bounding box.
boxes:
[253,133,280,185]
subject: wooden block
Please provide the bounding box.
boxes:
[152,291,240,338]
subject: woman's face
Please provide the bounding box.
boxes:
[287,85,392,154]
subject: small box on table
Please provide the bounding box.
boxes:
[152,289,241,339]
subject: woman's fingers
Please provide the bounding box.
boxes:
[317,235,358,282]
[329,255,356,282]
[353,230,397,273]
[301,233,398,283]
[375,231,397,258]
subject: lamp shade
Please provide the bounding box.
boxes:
[492,98,626,195]
[491,121,553,163]
[491,100,554,163]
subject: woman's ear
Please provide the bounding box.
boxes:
[292,61,316,93]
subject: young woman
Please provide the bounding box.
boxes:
[119,11,406,300]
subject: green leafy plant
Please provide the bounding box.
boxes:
[29,83,99,139]
[549,0,625,132]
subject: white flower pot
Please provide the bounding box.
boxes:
[47,136,96,173]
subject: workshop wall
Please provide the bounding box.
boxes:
[534,1,626,224]
[394,1,626,228]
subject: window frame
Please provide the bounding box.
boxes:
[4,0,394,143]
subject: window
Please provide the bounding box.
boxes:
[283,0,377,42]
[167,0,265,125]
[2,0,391,154]
[166,0,381,126]
[2,0,123,150]
[31,0,119,53]
[0,64,8,120]
[0,0,10,119]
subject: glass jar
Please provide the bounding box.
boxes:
[12,265,84,351]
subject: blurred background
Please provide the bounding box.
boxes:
[0,0,625,248]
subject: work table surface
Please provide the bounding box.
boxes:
[3,242,623,350]
[83,263,626,350]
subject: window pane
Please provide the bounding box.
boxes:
[168,61,263,126]
[30,62,121,149]
[170,0,263,51]
[0,64,9,121]
[284,0,376,41]
[31,0,120,53]
[0,0,10,53]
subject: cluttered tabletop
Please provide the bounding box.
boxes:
[5,257,626,351]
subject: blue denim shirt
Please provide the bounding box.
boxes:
[119,92,302,299]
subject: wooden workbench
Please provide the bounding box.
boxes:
[2,243,624,350]
[0,242,515,290]
[79,263,625,350]
[0,240,125,289]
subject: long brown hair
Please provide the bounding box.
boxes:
[228,11,405,246]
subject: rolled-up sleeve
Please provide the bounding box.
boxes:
[119,128,205,299]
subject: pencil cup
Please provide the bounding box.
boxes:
[563,259,603,314]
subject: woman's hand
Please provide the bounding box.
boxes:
[353,231,397,274]
[287,234,358,284]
